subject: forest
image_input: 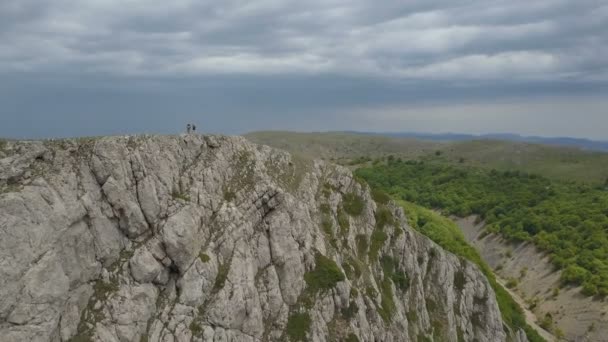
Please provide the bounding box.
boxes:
[355,159,608,297]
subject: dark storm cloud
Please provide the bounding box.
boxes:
[1,0,606,78]
[0,0,607,139]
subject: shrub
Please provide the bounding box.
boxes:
[304,253,345,293]
[539,313,553,331]
[561,264,588,285]
[213,262,230,292]
[379,255,410,292]
[369,230,388,260]
[199,253,210,263]
[374,207,394,230]
[356,234,368,257]
[189,321,202,336]
[337,208,350,235]
[343,193,365,216]
[378,277,396,323]
[371,189,391,205]
[506,278,519,289]
[286,312,311,341]
[320,203,331,215]
[172,190,191,202]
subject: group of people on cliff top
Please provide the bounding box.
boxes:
[186,124,197,134]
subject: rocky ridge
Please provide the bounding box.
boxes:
[0,135,520,341]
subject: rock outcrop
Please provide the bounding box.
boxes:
[1,135,513,341]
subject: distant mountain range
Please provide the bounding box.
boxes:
[346,131,608,152]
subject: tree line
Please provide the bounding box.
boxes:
[356,159,608,297]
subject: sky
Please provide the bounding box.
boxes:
[1,0,607,140]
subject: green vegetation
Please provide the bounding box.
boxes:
[368,230,387,261]
[171,190,191,202]
[342,193,365,216]
[337,208,350,235]
[213,262,230,292]
[246,131,608,184]
[286,312,311,341]
[356,234,368,257]
[304,253,345,294]
[366,199,544,341]
[371,188,391,204]
[345,333,360,342]
[189,321,202,336]
[374,207,395,229]
[199,253,210,263]
[378,275,396,323]
[380,255,409,291]
[357,160,608,297]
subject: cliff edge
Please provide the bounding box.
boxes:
[0,135,517,341]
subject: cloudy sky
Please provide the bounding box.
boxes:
[1,0,607,139]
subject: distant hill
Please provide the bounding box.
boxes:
[348,131,608,152]
[245,131,608,184]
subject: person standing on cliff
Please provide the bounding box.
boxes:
[192,124,196,133]
[186,124,191,134]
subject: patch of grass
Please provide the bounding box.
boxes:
[199,253,210,263]
[304,253,345,294]
[343,193,365,216]
[538,313,553,331]
[341,301,359,319]
[321,217,338,249]
[213,261,230,292]
[337,208,350,236]
[374,206,395,230]
[406,310,418,323]
[320,203,331,215]
[189,320,202,336]
[266,152,311,194]
[345,333,360,342]
[171,190,191,202]
[342,258,362,281]
[380,255,409,291]
[368,230,388,261]
[286,312,311,342]
[378,277,396,323]
[506,278,519,289]
[321,217,333,235]
[356,234,368,257]
[371,188,391,205]
[321,182,335,198]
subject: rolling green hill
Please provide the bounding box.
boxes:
[245,131,608,184]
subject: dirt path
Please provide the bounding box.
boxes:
[495,277,556,341]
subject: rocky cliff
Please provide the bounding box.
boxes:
[0,135,514,342]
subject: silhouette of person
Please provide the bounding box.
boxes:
[192,124,196,132]
[186,124,191,134]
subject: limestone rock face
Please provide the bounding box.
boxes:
[0,135,520,342]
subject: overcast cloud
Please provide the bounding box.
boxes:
[1,0,607,139]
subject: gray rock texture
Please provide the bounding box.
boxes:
[0,135,521,341]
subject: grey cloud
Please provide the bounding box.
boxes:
[1,0,606,80]
[1,0,607,139]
